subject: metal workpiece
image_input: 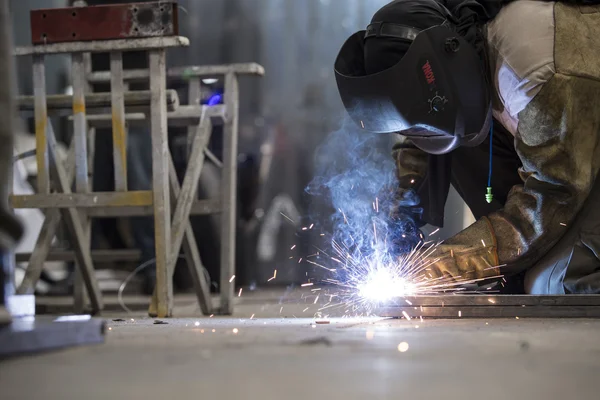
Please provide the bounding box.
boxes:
[32,54,49,194]
[0,317,106,358]
[14,36,189,56]
[11,191,154,209]
[219,72,240,315]
[18,89,180,114]
[70,51,91,314]
[110,51,128,192]
[16,249,142,264]
[86,62,266,84]
[149,49,173,318]
[71,52,89,195]
[30,1,179,45]
[378,295,600,318]
[80,105,227,128]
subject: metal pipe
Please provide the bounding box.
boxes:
[0,0,23,323]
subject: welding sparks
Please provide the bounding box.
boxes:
[290,245,296,250]
[229,275,236,283]
[238,288,243,297]
[280,212,295,224]
[294,197,504,316]
[429,228,440,237]
[402,311,411,321]
[397,342,409,352]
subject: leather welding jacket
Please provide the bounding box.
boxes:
[393,1,600,294]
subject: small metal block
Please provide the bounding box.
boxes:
[6,295,35,318]
[30,2,179,45]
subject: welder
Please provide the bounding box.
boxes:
[334,0,600,294]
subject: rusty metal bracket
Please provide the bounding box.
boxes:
[30,1,179,45]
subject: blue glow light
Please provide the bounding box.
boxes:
[207,93,223,106]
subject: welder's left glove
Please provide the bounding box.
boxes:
[421,217,501,284]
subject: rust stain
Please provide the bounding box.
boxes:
[72,101,86,115]
[34,115,48,187]
[111,111,128,185]
[108,191,153,207]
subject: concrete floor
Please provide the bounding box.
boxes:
[2,290,600,400]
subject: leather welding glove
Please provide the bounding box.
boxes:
[421,217,501,284]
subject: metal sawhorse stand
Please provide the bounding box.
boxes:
[85,63,265,316]
[12,35,193,318]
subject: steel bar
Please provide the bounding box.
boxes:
[379,306,600,319]
[384,295,600,307]
[46,124,103,313]
[79,105,226,128]
[186,77,201,160]
[16,249,141,263]
[71,53,89,194]
[14,36,189,56]
[219,72,240,315]
[149,49,172,318]
[86,63,265,84]
[85,200,221,217]
[110,51,128,191]
[74,51,95,314]
[10,191,153,209]
[18,90,179,113]
[0,0,16,325]
[32,54,49,194]
[378,295,600,318]
[30,2,178,45]
[0,317,105,358]
[71,52,90,314]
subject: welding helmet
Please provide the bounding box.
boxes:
[334,21,491,155]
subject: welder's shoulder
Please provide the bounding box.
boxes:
[515,2,600,147]
[485,1,556,134]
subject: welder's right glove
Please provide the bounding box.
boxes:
[420,217,501,285]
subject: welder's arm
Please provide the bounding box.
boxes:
[431,73,600,279]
